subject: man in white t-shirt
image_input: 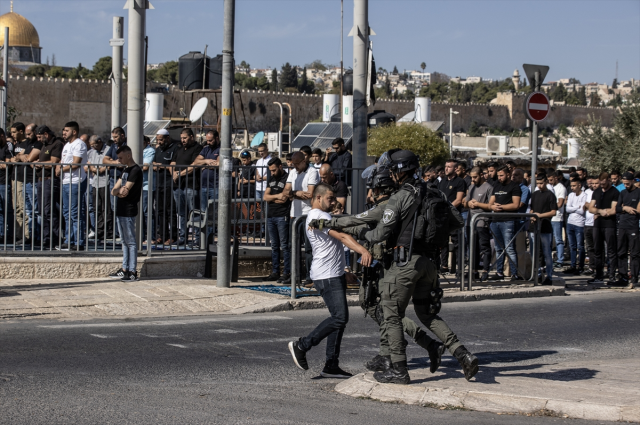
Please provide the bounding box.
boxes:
[548,171,566,268]
[288,183,371,379]
[284,151,320,285]
[254,143,271,200]
[564,179,588,274]
[58,121,88,250]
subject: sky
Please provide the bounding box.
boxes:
[3,0,639,84]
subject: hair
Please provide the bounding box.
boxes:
[470,166,482,175]
[546,167,555,175]
[599,171,610,181]
[116,145,131,155]
[445,158,457,165]
[11,122,25,132]
[555,170,565,178]
[570,178,581,183]
[65,121,80,134]
[285,153,293,161]
[181,128,194,137]
[89,135,102,144]
[332,137,345,146]
[635,171,640,180]
[257,143,268,151]
[456,161,467,171]
[536,172,547,181]
[312,182,334,199]
[496,165,509,174]
[610,170,621,177]
[435,165,444,173]
[299,145,312,156]
[578,167,588,174]
[312,148,322,156]
[374,156,380,163]
[267,157,282,167]
[568,167,577,173]
[586,175,598,181]
[206,130,219,137]
[112,127,125,136]
[628,167,636,174]
[487,162,498,169]
[0,128,4,137]
[569,172,579,180]
[506,160,516,167]
[143,136,151,145]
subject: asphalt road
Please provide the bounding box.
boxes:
[1,290,638,424]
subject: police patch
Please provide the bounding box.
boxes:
[355,210,369,218]
[382,209,394,224]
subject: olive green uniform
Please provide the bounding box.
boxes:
[328,200,436,355]
[361,179,463,364]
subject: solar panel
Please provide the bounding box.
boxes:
[292,123,353,152]
[122,120,172,145]
[291,136,318,150]
[298,123,327,136]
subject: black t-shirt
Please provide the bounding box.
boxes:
[616,188,640,230]
[173,142,203,189]
[438,176,467,211]
[154,141,180,187]
[530,190,557,234]
[37,138,65,179]
[487,176,498,187]
[331,179,349,199]
[492,180,522,206]
[15,139,43,183]
[238,166,255,198]
[0,143,13,185]
[116,164,143,217]
[266,171,290,218]
[593,186,619,229]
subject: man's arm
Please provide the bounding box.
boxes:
[110,178,123,196]
[294,184,314,201]
[62,155,83,172]
[452,191,464,208]
[103,148,119,165]
[361,195,409,245]
[500,196,521,212]
[327,229,372,267]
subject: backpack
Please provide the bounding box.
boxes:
[409,185,465,251]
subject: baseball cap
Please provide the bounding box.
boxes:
[36,125,53,135]
[622,172,635,181]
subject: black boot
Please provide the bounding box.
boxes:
[427,341,445,373]
[453,346,479,381]
[373,360,410,385]
[365,355,392,372]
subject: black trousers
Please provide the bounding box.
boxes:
[156,184,177,241]
[94,185,114,240]
[593,226,617,278]
[440,232,459,273]
[474,226,492,272]
[584,226,596,269]
[36,179,60,247]
[296,219,313,281]
[617,228,640,281]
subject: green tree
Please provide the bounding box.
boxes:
[47,67,66,78]
[550,83,567,102]
[577,87,587,105]
[420,62,426,73]
[66,63,91,80]
[256,76,270,90]
[271,69,278,91]
[298,66,309,93]
[306,60,327,71]
[589,92,602,106]
[24,65,47,78]
[467,121,482,137]
[239,60,250,69]
[612,78,618,89]
[154,61,178,85]
[392,65,399,74]
[368,123,448,167]
[90,56,112,80]
[279,62,297,89]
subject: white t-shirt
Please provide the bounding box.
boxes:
[255,155,271,192]
[551,183,566,222]
[585,189,595,226]
[306,209,346,280]
[287,164,320,217]
[61,138,88,185]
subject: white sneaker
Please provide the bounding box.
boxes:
[87,230,96,239]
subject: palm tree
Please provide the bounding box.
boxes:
[420,62,426,80]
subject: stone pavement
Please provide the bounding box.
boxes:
[335,358,640,422]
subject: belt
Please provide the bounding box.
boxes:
[39,176,52,181]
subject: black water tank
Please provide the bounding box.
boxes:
[179,52,206,90]
[207,55,223,90]
[368,110,396,128]
[342,70,353,95]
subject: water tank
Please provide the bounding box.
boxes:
[145,92,164,121]
[179,51,206,90]
[414,97,431,123]
[342,95,353,124]
[568,138,580,159]
[323,94,340,122]
[342,70,353,95]
[207,54,223,90]
[368,110,396,128]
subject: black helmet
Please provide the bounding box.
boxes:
[390,150,420,173]
[372,169,395,189]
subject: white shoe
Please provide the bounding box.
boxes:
[87,230,96,239]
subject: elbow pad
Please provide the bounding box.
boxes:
[358,227,369,241]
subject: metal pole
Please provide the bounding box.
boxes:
[449,108,453,157]
[111,17,124,130]
[351,0,368,214]
[1,27,8,130]
[273,102,283,154]
[340,0,343,138]
[217,0,235,288]
[283,102,292,154]
[531,71,540,183]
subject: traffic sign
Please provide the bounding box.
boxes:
[525,92,550,122]
[523,64,549,88]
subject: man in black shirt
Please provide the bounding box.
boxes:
[170,128,203,247]
[588,172,619,284]
[319,164,348,214]
[529,173,558,286]
[152,130,179,245]
[489,165,522,280]
[9,122,34,244]
[34,126,64,249]
[614,172,639,288]
[263,157,292,284]
[438,159,467,275]
[109,145,143,282]
[486,162,499,187]
[237,151,256,198]
[0,128,14,242]
[324,137,352,185]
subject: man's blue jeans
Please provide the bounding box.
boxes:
[0,184,13,239]
[551,221,565,263]
[109,177,120,238]
[173,187,199,244]
[117,216,137,271]
[87,185,95,231]
[62,180,87,247]
[566,223,585,269]
[298,275,348,362]
[490,220,518,275]
[267,216,290,275]
[25,182,40,242]
[531,232,553,278]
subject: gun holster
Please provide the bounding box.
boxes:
[394,246,410,267]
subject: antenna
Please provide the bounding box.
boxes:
[616,60,619,81]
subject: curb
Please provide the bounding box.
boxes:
[335,373,640,422]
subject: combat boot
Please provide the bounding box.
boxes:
[365,355,392,372]
[373,361,410,385]
[427,341,446,373]
[453,346,479,381]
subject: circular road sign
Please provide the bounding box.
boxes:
[525,92,550,122]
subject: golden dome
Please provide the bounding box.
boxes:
[0,9,40,48]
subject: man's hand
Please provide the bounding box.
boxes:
[325,147,332,156]
[359,250,373,267]
[623,206,638,215]
[468,199,477,208]
[491,203,503,212]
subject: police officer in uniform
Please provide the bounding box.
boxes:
[356,150,478,384]
[311,168,446,374]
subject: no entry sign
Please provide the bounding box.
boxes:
[525,92,550,122]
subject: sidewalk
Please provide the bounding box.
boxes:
[0,276,571,321]
[336,358,640,422]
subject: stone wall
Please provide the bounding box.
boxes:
[4,76,617,139]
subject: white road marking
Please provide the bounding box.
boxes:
[167,343,189,349]
[89,334,116,339]
[39,315,291,329]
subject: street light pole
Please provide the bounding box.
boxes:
[449,108,458,157]
[110,17,124,130]
[1,27,8,130]
[283,102,292,154]
[217,0,236,288]
[273,102,283,154]
[351,0,368,214]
